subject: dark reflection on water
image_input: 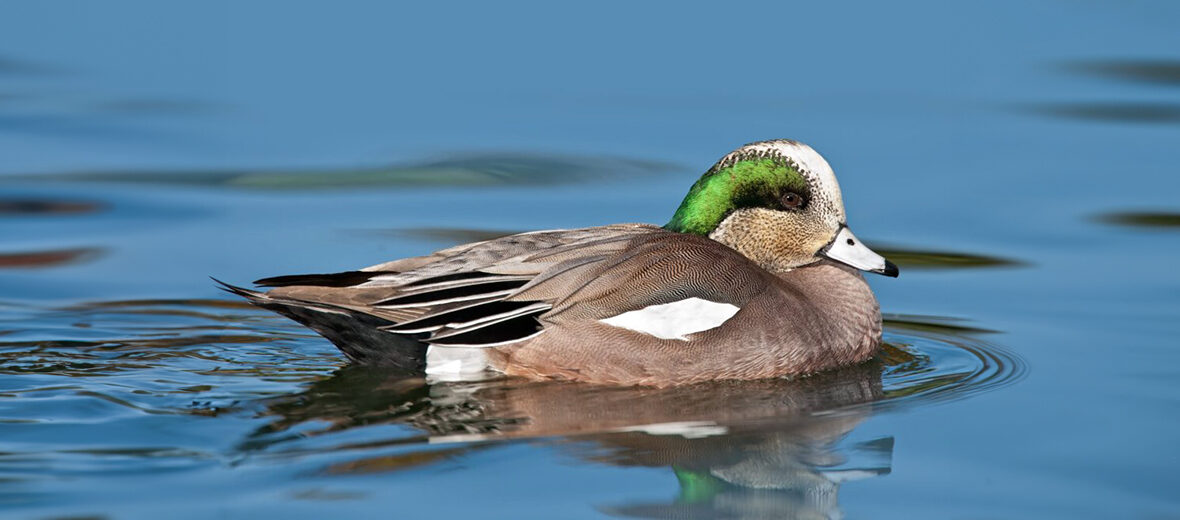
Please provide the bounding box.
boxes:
[1094,211,1180,228]
[22,153,674,189]
[0,247,103,269]
[1028,59,1180,125]
[1023,102,1180,124]
[248,367,883,518]
[1064,60,1180,86]
[883,313,996,335]
[870,245,1024,270]
[249,363,882,450]
[0,198,103,216]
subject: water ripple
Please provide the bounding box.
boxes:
[0,298,1023,433]
[878,314,1026,407]
[0,299,1024,519]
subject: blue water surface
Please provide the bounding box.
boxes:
[1,1,1179,518]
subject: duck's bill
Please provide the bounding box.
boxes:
[821,226,899,277]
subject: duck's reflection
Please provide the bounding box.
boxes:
[253,359,894,519]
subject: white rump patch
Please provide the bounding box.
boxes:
[599,297,740,340]
[424,345,493,382]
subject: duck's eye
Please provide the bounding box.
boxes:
[780,192,805,209]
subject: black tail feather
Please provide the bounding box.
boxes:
[253,270,392,288]
[213,278,426,373]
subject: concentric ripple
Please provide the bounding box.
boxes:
[877,314,1026,408]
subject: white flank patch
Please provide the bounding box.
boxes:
[615,421,729,439]
[599,297,740,340]
[424,345,492,382]
[821,469,885,484]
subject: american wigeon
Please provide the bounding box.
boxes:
[220,139,898,386]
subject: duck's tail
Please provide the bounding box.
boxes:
[213,278,427,373]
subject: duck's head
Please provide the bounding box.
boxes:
[665,139,898,277]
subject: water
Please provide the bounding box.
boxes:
[1,1,1178,518]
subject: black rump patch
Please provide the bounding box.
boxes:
[254,270,390,288]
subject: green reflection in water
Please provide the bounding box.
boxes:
[1094,211,1180,228]
[870,245,1024,270]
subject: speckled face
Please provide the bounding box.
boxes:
[665,139,849,272]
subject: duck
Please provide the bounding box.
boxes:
[219,139,898,386]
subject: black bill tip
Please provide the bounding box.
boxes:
[877,260,900,278]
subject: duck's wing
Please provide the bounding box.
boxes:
[222,224,664,358]
[380,230,774,350]
[515,231,771,321]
